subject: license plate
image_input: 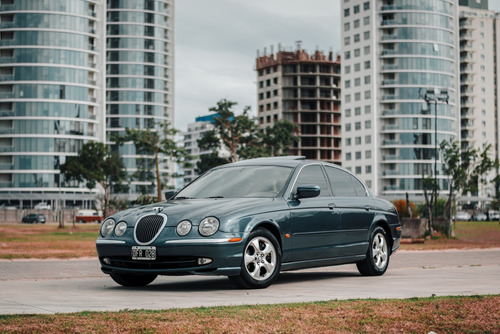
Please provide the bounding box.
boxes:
[132,246,156,260]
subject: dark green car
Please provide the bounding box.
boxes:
[96,157,401,289]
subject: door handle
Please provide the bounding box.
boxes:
[328,203,336,210]
[365,205,371,211]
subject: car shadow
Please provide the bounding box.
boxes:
[105,270,361,292]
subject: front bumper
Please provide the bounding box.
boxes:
[96,237,243,277]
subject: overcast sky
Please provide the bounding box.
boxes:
[174,1,500,131]
[174,0,341,131]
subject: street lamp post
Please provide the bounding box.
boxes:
[419,88,449,225]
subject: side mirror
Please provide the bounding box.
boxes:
[164,190,177,200]
[295,185,321,199]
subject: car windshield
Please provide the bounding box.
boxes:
[175,165,293,199]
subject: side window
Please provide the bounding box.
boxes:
[324,166,357,197]
[351,176,367,197]
[293,165,331,197]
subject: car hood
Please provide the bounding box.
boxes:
[109,197,284,227]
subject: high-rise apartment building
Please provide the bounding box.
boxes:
[106,0,175,197]
[255,46,341,164]
[0,0,174,207]
[459,0,499,198]
[341,0,460,198]
[0,0,105,207]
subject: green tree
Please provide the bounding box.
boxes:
[195,99,299,172]
[114,121,190,202]
[60,142,128,219]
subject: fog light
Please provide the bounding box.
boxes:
[197,257,212,265]
[103,257,111,265]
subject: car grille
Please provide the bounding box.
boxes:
[134,213,166,244]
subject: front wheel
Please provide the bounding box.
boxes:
[110,272,157,287]
[228,228,281,289]
[357,226,390,276]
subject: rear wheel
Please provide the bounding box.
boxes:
[228,228,281,289]
[110,272,157,287]
[357,226,390,276]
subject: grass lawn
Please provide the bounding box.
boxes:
[0,224,99,259]
[0,295,498,333]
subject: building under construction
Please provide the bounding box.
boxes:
[255,45,341,164]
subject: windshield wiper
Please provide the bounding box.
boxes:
[207,196,224,199]
[173,196,193,200]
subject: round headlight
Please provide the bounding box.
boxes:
[199,216,219,237]
[100,219,115,237]
[176,220,192,236]
[114,221,127,237]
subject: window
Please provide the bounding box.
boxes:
[352,176,367,196]
[354,63,360,71]
[259,81,264,88]
[345,80,351,88]
[364,31,370,40]
[365,135,371,144]
[344,22,350,31]
[355,122,361,130]
[345,108,351,117]
[293,165,331,197]
[273,89,278,96]
[365,165,372,174]
[365,120,371,129]
[355,78,361,86]
[363,16,370,25]
[344,65,351,74]
[364,1,369,10]
[364,75,371,84]
[364,60,371,69]
[346,123,352,131]
[355,151,361,159]
[345,51,351,60]
[346,153,352,161]
[344,36,350,46]
[364,90,371,99]
[355,166,362,174]
[354,34,360,42]
[354,48,360,57]
[355,92,361,101]
[365,150,371,159]
[354,19,360,28]
[344,8,350,17]
[354,5,360,13]
[345,94,351,103]
[364,45,370,55]
[346,138,352,146]
[365,105,371,114]
[325,166,357,197]
[355,136,362,145]
[266,79,271,86]
[355,107,361,115]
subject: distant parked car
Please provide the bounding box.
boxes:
[488,210,499,220]
[76,210,103,223]
[473,212,487,221]
[22,213,46,224]
[455,211,471,221]
[34,202,51,210]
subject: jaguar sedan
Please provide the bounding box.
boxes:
[96,157,401,289]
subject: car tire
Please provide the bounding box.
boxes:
[228,228,281,289]
[109,272,157,287]
[356,226,390,276]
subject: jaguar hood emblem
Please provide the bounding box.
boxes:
[153,207,163,214]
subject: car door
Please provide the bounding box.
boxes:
[287,164,342,262]
[324,166,374,256]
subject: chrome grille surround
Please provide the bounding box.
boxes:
[133,213,168,245]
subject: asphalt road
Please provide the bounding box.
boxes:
[0,249,499,315]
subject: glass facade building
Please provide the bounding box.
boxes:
[0,0,104,207]
[106,0,174,197]
[341,0,459,198]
